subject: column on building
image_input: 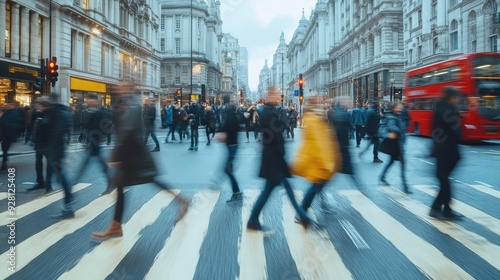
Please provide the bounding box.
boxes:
[20,6,30,61]
[11,3,20,60]
[318,17,325,58]
[0,0,6,56]
[42,14,50,59]
[374,30,380,58]
[437,0,446,27]
[114,0,119,26]
[30,11,39,63]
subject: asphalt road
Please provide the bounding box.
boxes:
[0,129,499,280]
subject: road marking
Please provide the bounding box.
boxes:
[338,190,474,280]
[415,158,435,165]
[339,219,370,249]
[59,191,179,279]
[0,188,120,276]
[237,189,268,280]
[413,185,500,235]
[144,190,220,280]
[454,180,500,199]
[0,192,7,200]
[0,183,92,226]
[380,186,500,270]
[475,181,495,189]
[282,192,353,280]
[22,182,36,185]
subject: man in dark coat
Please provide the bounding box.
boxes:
[92,90,190,242]
[45,94,74,219]
[429,87,463,220]
[247,89,311,231]
[350,103,366,147]
[143,98,160,152]
[188,100,203,151]
[0,102,21,171]
[359,101,383,163]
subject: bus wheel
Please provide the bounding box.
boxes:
[414,123,420,136]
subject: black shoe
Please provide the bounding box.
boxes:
[380,178,390,186]
[442,210,464,220]
[429,209,443,219]
[226,192,243,204]
[356,144,360,148]
[45,186,54,194]
[50,210,75,220]
[403,186,413,194]
[206,141,210,146]
[188,147,194,151]
[27,183,45,191]
[151,147,160,152]
[293,216,312,228]
[247,222,272,233]
[373,158,383,163]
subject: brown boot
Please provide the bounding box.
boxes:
[91,220,123,241]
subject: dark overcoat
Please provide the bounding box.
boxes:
[329,105,353,174]
[431,99,462,166]
[258,104,290,185]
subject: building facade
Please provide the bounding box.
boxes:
[159,0,222,106]
[220,33,241,101]
[269,32,291,105]
[1,0,163,107]
[404,0,500,71]
[257,59,271,100]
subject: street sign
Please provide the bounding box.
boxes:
[294,90,299,96]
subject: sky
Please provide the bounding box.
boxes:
[220,0,317,91]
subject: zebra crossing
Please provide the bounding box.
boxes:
[1,182,499,280]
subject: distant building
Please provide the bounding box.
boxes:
[159,0,223,105]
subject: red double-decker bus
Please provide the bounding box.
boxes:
[405,52,500,141]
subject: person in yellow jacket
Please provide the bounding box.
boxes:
[290,97,342,212]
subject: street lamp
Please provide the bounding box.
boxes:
[190,0,193,104]
[390,77,395,104]
[281,54,284,107]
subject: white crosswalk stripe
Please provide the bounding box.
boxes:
[2,185,499,279]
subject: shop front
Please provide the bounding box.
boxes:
[0,60,40,107]
[70,77,112,107]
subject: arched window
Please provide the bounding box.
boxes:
[450,20,459,51]
[468,11,477,52]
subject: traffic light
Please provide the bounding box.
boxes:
[323,95,327,102]
[299,95,304,101]
[34,77,44,92]
[48,57,59,87]
[176,89,182,96]
[298,73,304,102]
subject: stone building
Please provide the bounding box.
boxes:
[404,0,500,70]
[1,0,163,107]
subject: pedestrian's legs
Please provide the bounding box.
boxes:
[205,126,210,143]
[432,158,454,211]
[290,127,295,139]
[248,181,275,224]
[35,151,45,183]
[283,179,310,222]
[190,125,195,147]
[355,125,362,146]
[144,129,151,145]
[301,182,326,212]
[373,135,380,159]
[193,125,199,146]
[49,156,73,207]
[379,156,395,181]
[1,139,13,168]
[253,125,259,141]
[154,179,190,222]
[75,151,92,181]
[359,136,373,155]
[171,124,177,140]
[245,126,250,141]
[225,145,240,193]
[113,186,125,223]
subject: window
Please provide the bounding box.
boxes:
[37,16,43,60]
[175,65,180,84]
[450,20,458,51]
[409,49,413,64]
[82,0,89,9]
[5,1,11,57]
[161,16,165,30]
[490,35,497,52]
[433,37,438,54]
[175,15,181,30]
[449,0,458,7]
[418,10,422,26]
[417,46,422,59]
[471,40,477,52]
[175,38,180,54]
[409,17,412,30]
[431,1,437,17]
[118,53,123,79]
[160,38,165,52]
[142,62,147,83]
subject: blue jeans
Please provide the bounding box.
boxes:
[190,125,199,147]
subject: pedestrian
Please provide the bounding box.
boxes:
[215,95,243,203]
[429,87,464,220]
[74,93,113,196]
[247,88,311,231]
[247,104,259,142]
[91,88,190,242]
[26,97,53,193]
[351,102,366,148]
[378,102,411,194]
[291,97,341,213]
[0,102,21,171]
[163,102,175,143]
[187,100,202,151]
[204,106,217,145]
[359,101,384,163]
[45,94,74,219]
[143,98,160,152]
[286,105,298,139]
[179,104,190,142]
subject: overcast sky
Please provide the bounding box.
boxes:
[220,0,317,91]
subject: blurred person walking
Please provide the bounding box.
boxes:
[246,104,260,142]
[91,88,190,242]
[188,100,203,151]
[74,93,113,196]
[378,102,411,194]
[143,98,160,152]
[45,94,75,219]
[0,102,21,171]
[247,88,311,231]
[26,98,53,193]
[204,106,217,145]
[214,95,243,203]
[359,101,383,163]
[351,103,366,147]
[291,97,341,213]
[163,102,175,143]
[286,105,299,139]
[429,87,464,220]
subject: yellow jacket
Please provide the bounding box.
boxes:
[290,111,342,183]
